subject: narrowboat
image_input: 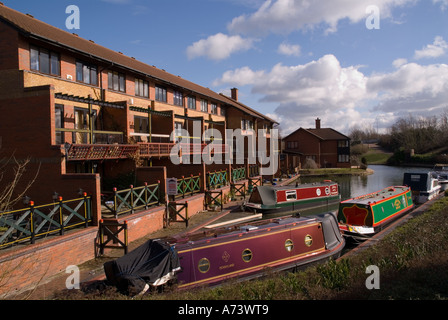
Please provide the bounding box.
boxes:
[338,186,414,237]
[433,164,448,192]
[104,212,345,295]
[403,172,441,204]
[242,180,340,214]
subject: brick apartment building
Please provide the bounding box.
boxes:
[281,118,351,171]
[0,4,278,224]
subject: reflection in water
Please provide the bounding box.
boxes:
[296,165,430,202]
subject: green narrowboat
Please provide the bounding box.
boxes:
[338,186,414,237]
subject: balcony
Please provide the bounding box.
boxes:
[65,144,139,161]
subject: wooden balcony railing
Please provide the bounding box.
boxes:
[65,142,230,161]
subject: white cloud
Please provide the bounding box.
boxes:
[215,54,370,134]
[186,33,256,61]
[215,54,448,135]
[227,0,416,36]
[213,66,265,86]
[368,62,448,113]
[392,58,408,68]
[277,42,301,56]
[414,36,448,59]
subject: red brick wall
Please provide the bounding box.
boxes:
[0,21,19,70]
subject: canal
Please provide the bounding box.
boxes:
[297,165,430,201]
[283,165,431,218]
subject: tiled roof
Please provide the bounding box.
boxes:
[283,127,349,141]
[0,3,276,124]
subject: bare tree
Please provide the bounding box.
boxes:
[0,154,40,212]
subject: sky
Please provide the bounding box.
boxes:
[3,0,448,136]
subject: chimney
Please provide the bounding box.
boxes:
[231,88,238,101]
[315,118,321,129]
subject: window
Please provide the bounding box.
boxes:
[210,103,217,115]
[338,154,350,163]
[305,235,313,247]
[30,45,60,76]
[221,106,226,116]
[201,99,208,112]
[338,140,349,148]
[55,104,64,145]
[285,239,294,252]
[108,71,126,92]
[134,116,149,134]
[242,249,253,262]
[135,79,149,98]
[198,258,210,273]
[173,90,183,106]
[286,190,297,201]
[287,141,299,149]
[241,119,247,130]
[155,86,167,102]
[187,96,196,110]
[76,60,97,85]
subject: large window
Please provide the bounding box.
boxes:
[108,71,126,92]
[30,45,60,76]
[76,60,97,85]
[55,104,64,145]
[201,99,208,112]
[187,96,196,110]
[173,90,183,106]
[135,79,149,98]
[155,86,167,102]
[211,103,217,115]
[134,116,149,134]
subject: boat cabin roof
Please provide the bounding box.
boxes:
[341,186,409,206]
[168,215,315,248]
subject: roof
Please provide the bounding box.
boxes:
[0,4,276,124]
[283,127,350,141]
[219,93,279,124]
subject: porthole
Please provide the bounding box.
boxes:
[198,258,210,273]
[285,239,294,252]
[305,234,313,247]
[242,249,253,262]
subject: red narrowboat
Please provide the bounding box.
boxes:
[104,213,345,294]
[243,181,340,214]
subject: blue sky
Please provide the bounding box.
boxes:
[4,0,448,136]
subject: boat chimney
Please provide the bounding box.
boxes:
[316,118,321,129]
[231,88,239,101]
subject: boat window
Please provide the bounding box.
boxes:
[305,235,313,247]
[198,258,210,273]
[242,249,253,262]
[286,190,297,201]
[285,239,294,252]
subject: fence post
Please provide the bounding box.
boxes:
[157,180,161,206]
[83,192,89,228]
[30,201,35,244]
[113,187,118,218]
[130,185,135,214]
[144,182,149,209]
[58,196,64,236]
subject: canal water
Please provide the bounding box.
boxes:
[282,165,431,218]
[297,165,431,202]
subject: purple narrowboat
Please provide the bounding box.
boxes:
[104,212,345,294]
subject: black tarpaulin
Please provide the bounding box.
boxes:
[104,239,180,294]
